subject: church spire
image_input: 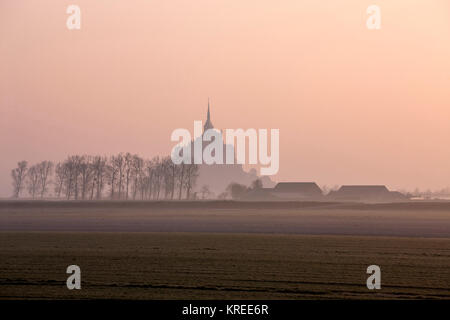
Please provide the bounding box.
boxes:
[204,98,214,132]
[207,98,211,122]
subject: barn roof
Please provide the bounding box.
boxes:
[336,185,389,195]
[273,182,323,195]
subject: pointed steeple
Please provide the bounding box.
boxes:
[207,98,211,122]
[204,98,214,132]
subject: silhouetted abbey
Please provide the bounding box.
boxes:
[194,102,275,197]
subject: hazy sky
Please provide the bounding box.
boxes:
[1,0,450,196]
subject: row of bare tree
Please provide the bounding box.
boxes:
[11,153,199,200]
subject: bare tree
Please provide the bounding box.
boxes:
[200,185,211,199]
[226,182,248,200]
[144,159,155,200]
[177,163,186,200]
[130,155,144,200]
[149,157,164,200]
[184,164,199,200]
[38,161,53,198]
[161,157,176,199]
[116,153,126,199]
[78,156,95,200]
[67,156,83,200]
[59,155,82,200]
[106,156,119,200]
[11,161,28,198]
[109,154,126,199]
[217,191,229,200]
[124,153,133,200]
[54,162,67,198]
[26,164,41,199]
[92,156,107,200]
[166,157,178,200]
[250,179,263,190]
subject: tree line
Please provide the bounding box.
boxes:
[11,153,199,200]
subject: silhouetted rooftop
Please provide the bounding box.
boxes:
[335,185,389,195]
[326,185,407,202]
[274,182,323,196]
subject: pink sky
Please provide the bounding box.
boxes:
[1,0,450,196]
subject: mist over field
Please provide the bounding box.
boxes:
[1,201,450,237]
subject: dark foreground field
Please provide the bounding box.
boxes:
[1,232,449,299]
[0,201,449,299]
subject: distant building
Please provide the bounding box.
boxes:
[326,185,408,202]
[243,182,324,201]
[272,182,323,199]
[193,101,275,196]
[242,183,409,202]
[186,102,410,203]
[203,99,214,132]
